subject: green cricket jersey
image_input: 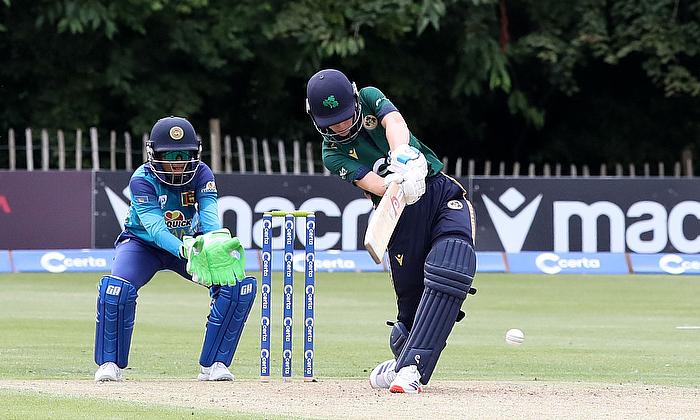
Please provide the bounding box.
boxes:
[321,86,443,202]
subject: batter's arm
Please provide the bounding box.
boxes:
[355,171,391,196]
[382,111,410,151]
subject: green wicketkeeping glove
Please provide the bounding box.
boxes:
[181,235,209,286]
[182,229,245,286]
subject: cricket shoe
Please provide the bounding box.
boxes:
[94,362,122,382]
[369,359,397,389]
[389,365,423,394]
[198,362,234,381]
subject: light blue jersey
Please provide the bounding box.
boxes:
[119,163,221,256]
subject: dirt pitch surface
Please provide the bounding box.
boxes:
[2,379,699,419]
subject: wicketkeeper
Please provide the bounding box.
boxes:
[93,116,256,382]
[305,69,477,393]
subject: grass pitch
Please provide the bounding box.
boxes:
[0,271,698,417]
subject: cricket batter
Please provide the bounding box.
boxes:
[306,69,477,393]
[93,116,256,382]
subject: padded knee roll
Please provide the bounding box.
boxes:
[395,238,476,384]
[199,276,257,367]
[94,275,138,368]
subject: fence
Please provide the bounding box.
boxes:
[0,124,696,177]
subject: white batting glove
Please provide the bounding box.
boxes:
[389,144,427,205]
[382,172,404,187]
[401,171,426,205]
[389,144,428,179]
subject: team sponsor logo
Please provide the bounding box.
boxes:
[304,349,314,375]
[482,187,543,252]
[200,181,217,193]
[535,252,601,274]
[180,190,196,206]
[305,318,314,343]
[447,199,463,210]
[306,253,315,278]
[164,210,192,229]
[169,126,184,140]
[158,195,168,208]
[658,254,700,275]
[305,285,315,309]
[40,251,108,273]
[134,195,149,204]
[363,115,378,129]
[260,348,270,375]
[292,253,356,271]
[284,284,293,311]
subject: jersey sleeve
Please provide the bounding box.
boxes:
[194,164,221,233]
[322,145,371,183]
[360,86,398,122]
[129,177,183,256]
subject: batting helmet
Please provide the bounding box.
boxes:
[306,69,363,144]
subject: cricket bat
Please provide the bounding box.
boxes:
[364,182,406,264]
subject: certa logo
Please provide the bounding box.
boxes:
[482,188,542,252]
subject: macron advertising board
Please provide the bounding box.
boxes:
[3,172,699,255]
[93,172,373,252]
[473,178,700,254]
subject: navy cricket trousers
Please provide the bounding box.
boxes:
[387,173,476,329]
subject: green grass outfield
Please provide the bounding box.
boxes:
[1,272,699,416]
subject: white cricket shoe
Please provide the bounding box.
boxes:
[94,362,122,382]
[198,362,234,381]
[389,365,423,394]
[369,359,397,389]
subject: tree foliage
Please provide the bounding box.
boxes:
[1,0,699,168]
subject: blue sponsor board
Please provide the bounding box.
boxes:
[507,252,629,275]
[630,253,700,275]
[12,249,261,274]
[0,251,11,273]
[476,252,506,273]
[13,249,115,273]
[265,250,384,272]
